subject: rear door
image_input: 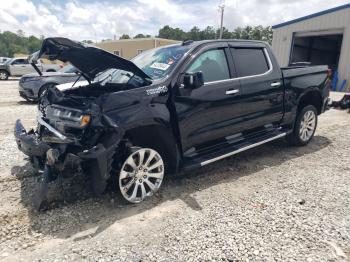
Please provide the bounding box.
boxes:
[229,43,284,130]
[174,42,244,153]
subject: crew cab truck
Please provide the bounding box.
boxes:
[0,57,61,80]
[14,38,330,209]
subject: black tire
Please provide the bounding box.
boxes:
[0,70,9,80]
[286,105,318,146]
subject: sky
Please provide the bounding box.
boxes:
[0,0,349,41]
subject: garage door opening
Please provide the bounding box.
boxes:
[289,34,343,71]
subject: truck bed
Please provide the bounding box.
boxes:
[281,65,328,79]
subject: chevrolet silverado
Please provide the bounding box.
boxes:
[14,37,330,209]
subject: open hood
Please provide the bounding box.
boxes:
[29,37,150,82]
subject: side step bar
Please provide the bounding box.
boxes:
[200,133,286,166]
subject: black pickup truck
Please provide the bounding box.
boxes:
[14,37,330,208]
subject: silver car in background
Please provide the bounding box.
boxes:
[0,57,62,80]
[19,65,80,102]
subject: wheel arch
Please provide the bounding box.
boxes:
[123,124,180,174]
[0,69,10,74]
[297,88,323,115]
[38,82,58,97]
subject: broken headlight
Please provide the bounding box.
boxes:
[45,105,91,129]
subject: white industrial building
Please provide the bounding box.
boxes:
[272,3,350,92]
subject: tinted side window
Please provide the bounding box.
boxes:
[12,59,28,65]
[232,48,269,77]
[187,49,230,83]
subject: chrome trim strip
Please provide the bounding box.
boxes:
[200,132,286,166]
[37,115,67,141]
[199,48,274,87]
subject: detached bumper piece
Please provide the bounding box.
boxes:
[14,119,120,210]
[15,119,50,158]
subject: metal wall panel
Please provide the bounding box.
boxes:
[272,8,350,91]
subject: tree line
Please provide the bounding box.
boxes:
[0,25,272,57]
[0,30,43,57]
[157,25,273,43]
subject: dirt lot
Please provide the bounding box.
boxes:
[0,80,349,261]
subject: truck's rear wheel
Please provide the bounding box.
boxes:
[287,105,318,146]
[118,148,165,203]
[0,70,9,80]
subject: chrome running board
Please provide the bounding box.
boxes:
[200,133,286,166]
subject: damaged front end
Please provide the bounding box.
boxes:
[14,87,123,210]
[15,37,152,210]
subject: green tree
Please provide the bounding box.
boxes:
[119,34,131,40]
[188,26,201,41]
[134,34,146,39]
[158,25,186,41]
[232,27,243,39]
[199,26,216,40]
[0,30,43,57]
[157,25,271,42]
[216,27,231,39]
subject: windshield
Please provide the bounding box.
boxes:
[93,69,132,84]
[3,58,13,65]
[131,44,190,80]
[91,44,189,85]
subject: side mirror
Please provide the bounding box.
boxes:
[183,71,204,89]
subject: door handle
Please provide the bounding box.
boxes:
[225,89,239,95]
[271,82,281,87]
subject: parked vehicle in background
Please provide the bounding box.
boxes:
[14,37,330,209]
[19,64,81,102]
[0,57,11,64]
[0,57,62,80]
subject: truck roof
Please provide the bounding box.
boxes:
[181,39,269,47]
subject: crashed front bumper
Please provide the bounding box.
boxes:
[14,118,119,177]
[14,117,121,209]
[14,119,50,158]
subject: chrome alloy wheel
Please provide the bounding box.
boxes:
[299,110,316,142]
[119,148,164,203]
[0,72,7,80]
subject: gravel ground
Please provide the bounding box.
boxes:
[0,81,349,261]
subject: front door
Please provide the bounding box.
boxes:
[8,59,30,76]
[174,43,244,153]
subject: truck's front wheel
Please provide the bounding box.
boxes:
[118,147,165,204]
[287,105,318,146]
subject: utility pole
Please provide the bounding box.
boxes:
[218,3,225,39]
